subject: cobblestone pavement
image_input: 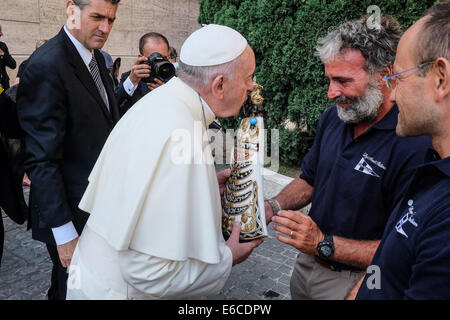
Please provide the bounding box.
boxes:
[0,186,297,300]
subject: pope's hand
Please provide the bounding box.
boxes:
[56,237,79,268]
[226,222,264,266]
[217,168,231,196]
[264,201,274,225]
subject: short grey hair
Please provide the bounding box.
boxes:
[176,57,241,90]
[73,0,120,10]
[316,16,403,74]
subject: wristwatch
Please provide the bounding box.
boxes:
[317,234,335,259]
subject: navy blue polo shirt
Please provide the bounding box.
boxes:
[356,151,450,299]
[301,105,431,241]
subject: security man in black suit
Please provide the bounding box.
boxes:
[0,25,17,92]
[0,87,28,267]
[17,0,121,299]
[114,32,170,116]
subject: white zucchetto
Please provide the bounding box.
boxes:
[180,24,248,67]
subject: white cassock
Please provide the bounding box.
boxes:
[66,77,232,300]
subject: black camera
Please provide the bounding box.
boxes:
[140,52,176,84]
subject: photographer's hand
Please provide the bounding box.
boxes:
[129,55,151,86]
[147,78,164,91]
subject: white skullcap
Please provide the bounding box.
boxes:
[180,24,248,67]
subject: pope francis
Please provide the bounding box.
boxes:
[66,24,263,300]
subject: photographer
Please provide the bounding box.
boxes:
[114,32,174,116]
[0,24,17,93]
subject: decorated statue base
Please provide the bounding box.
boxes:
[222,81,268,241]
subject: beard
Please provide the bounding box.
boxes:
[335,80,383,124]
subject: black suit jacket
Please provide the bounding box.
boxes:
[0,89,27,265]
[0,85,27,223]
[0,41,16,90]
[17,28,120,244]
[114,70,150,117]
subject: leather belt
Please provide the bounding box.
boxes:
[314,256,363,272]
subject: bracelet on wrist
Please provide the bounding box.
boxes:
[267,198,282,216]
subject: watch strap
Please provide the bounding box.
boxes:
[323,234,333,244]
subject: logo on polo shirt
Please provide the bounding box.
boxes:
[354,153,386,178]
[396,199,418,238]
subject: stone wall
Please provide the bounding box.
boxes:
[0,0,201,85]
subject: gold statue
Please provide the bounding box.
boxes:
[222,78,268,240]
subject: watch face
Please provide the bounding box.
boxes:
[321,245,332,257]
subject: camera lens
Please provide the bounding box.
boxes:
[141,52,176,83]
[158,63,176,81]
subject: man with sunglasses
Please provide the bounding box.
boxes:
[265,16,431,300]
[354,1,450,300]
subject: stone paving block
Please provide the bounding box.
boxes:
[1,271,23,284]
[242,293,261,300]
[221,279,234,293]
[0,253,26,269]
[271,254,290,264]
[260,250,275,258]
[255,277,276,291]
[30,292,47,300]
[266,269,283,281]
[279,275,292,286]
[229,287,248,300]
[251,264,269,276]
[11,247,37,261]
[286,257,296,266]
[239,272,260,285]
[30,271,51,282]
[277,264,293,275]
[273,282,291,297]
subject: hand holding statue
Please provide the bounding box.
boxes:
[217,168,231,196]
[226,222,264,266]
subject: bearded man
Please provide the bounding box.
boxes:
[264,16,431,300]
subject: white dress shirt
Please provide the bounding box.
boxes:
[123,77,138,96]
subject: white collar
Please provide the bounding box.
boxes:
[199,96,216,124]
[64,25,94,68]
[184,83,216,124]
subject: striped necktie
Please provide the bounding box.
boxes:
[88,55,109,110]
